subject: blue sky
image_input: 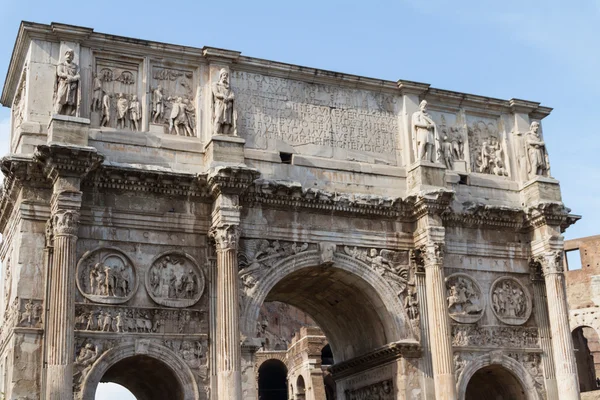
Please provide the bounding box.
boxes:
[0,1,598,398]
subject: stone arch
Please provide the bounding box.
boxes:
[80,341,200,400]
[571,324,600,392]
[240,250,413,362]
[456,353,541,400]
[570,309,600,339]
[258,358,289,400]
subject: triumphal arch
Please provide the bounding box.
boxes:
[0,21,582,400]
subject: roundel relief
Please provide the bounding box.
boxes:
[490,277,532,325]
[76,247,138,304]
[445,273,484,323]
[146,252,205,308]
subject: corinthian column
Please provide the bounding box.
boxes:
[413,261,435,400]
[210,223,242,400]
[422,243,456,400]
[46,191,81,400]
[539,251,580,400]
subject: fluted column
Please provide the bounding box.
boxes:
[539,251,580,400]
[413,261,435,399]
[423,243,456,400]
[210,224,242,400]
[208,255,218,398]
[45,202,81,400]
[530,260,558,399]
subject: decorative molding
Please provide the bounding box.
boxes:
[490,277,532,325]
[34,144,104,182]
[210,224,242,252]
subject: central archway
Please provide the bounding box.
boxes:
[240,250,414,362]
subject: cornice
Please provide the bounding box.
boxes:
[442,201,526,230]
[207,165,260,198]
[525,201,579,231]
[34,144,104,182]
[406,189,455,220]
[329,340,420,379]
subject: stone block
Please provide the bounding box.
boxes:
[47,115,90,146]
[407,160,446,192]
[204,134,245,165]
[521,175,562,204]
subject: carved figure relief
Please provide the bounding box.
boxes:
[411,100,438,163]
[452,325,539,348]
[468,117,508,176]
[53,49,80,116]
[436,113,466,164]
[345,379,394,400]
[12,71,26,129]
[445,273,484,323]
[75,304,204,334]
[490,277,532,325]
[212,68,236,136]
[239,240,311,293]
[92,58,141,130]
[404,287,419,321]
[146,252,205,307]
[150,66,196,136]
[3,258,11,315]
[343,246,410,297]
[526,121,550,178]
[163,339,208,372]
[76,248,138,304]
[17,298,43,328]
[507,352,544,395]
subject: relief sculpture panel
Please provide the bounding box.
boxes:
[76,247,138,304]
[232,71,399,164]
[445,273,484,323]
[429,110,468,172]
[490,277,532,325]
[467,115,509,176]
[345,379,394,400]
[146,251,205,308]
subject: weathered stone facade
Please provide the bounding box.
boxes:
[0,21,581,400]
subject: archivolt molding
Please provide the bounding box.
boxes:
[455,352,541,400]
[239,249,412,347]
[80,341,200,400]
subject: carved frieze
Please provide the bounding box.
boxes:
[12,69,26,129]
[490,277,532,325]
[344,379,394,400]
[150,66,196,136]
[445,273,484,323]
[452,325,539,348]
[92,57,141,130]
[17,298,43,328]
[146,252,205,308]
[239,240,312,292]
[467,116,508,176]
[75,303,205,334]
[76,247,138,305]
[343,246,410,297]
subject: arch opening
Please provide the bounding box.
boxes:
[95,383,136,399]
[295,375,306,399]
[572,326,600,392]
[465,365,526,400]
[96,355,183,400]
[258,359,288,400]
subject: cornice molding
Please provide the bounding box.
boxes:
[442,201,526,230]
[525,201,579,231]
[34,144,104,182]
[207,165,260,198]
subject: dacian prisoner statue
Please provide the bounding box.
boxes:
[412,100,438,163]
[526,121,550,178]
[212,68,236,135]
[53,49,80,116]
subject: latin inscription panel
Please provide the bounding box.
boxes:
[232,71,400,164]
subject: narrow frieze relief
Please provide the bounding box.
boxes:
[75,303,205,334]
[76,247,138,305]
[12,68,26,129]
[452,325,539,349]
[446,273,484,324]
[344,379,394,400]
[490,277,532,325]
[238,239,312,292]
[146,252,206,308]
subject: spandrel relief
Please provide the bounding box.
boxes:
[146,252,205,308]
[91,58,141,130]
[467,115,509,176]
[76,247,138,304]
[445,273,484,323]
[490,277,532,325]
[150,66,197,137]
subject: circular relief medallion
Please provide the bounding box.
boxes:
[76,247,138,304]
[445,273,485,323]
[146,251,205,308]
[490,276,532,325]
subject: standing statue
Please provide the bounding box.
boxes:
[152,85,164,124]
[100,93,111,127]
[212,68,236,135]
[169,97,194,136]
[129,95,141,131]
[526,121,550,178]
[411,100,438,163]
[53,49,80,116]
[116,93,129,130]
[92,73,103,112]
[440,135,454,169]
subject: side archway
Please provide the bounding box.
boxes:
[456,353,541,400]
[80,341,200,400]
[240,250,414,362]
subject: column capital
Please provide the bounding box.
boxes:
[52,209,80,236]
[209,224,241,252]
[535,250,564,276]
[413,242,445,269]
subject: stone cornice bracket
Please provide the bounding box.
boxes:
[397,80,430,96]
[52,209,80,236]
[406,189,454,220]
[206,166,260,198]
[34,144,104,183]
[525,201,580,232]
[509,98,542,115]
[442,201,526,230]
[209,224,242,252]
[50,22,93,42]
[202,47,241,63]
